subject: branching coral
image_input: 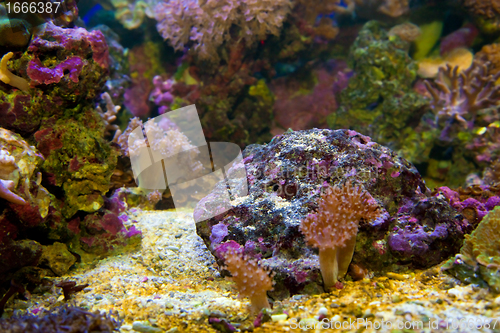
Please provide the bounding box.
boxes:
[222,248,274,312]
[0,52,29,91]
[154,0,292,60]
[424,60,500,131]
[300,180,381,290]
[96,92,121,139]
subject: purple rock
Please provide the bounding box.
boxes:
[195,129,467,298]
[27,56,84,85]
[210,223,229,246]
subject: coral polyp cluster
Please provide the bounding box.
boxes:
[155,0,292,60]
[300,180,381,289]
[222,248,274,312]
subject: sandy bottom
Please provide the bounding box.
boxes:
[7,210,500,333]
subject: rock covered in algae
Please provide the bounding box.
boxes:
[40,242,76,276]
[33,110,118,218]
[444,206,500,293]
[195,129,468,298]
[0,22,109,135]
[328,21,428,147]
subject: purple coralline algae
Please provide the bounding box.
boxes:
[196,129,468,298]
[434,185,500,226]
[0,22,109,135]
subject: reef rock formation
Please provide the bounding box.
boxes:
[196,129,469,299]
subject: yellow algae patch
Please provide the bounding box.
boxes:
[417,47,473,78]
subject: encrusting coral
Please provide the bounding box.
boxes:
[300,180,381,290]
[222,248,274,313]
[154,0,292,60]
[424,60,500,133]
[0,52,29,91]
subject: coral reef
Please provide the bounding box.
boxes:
[388,22,421,42]
[434,185,500,226]
[196,129,467,298]
[123,41,164,117]
[300,180,381,289]
[40,242,77,276]
[111,0,156,29]
[34,111,118,218]
[154,0,292,60]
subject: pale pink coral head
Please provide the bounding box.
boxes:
[222,248,274,312]
[300,180,380,251]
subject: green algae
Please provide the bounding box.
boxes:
[444,206,500,293]
[37,109,117,218]
[328,21,428,148]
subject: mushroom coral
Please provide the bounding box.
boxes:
[300,180,381,290]
[222,248,274,313]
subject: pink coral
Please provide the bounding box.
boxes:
[300,180,380,289]
[222,247,274,312]
[154,0,292,60]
